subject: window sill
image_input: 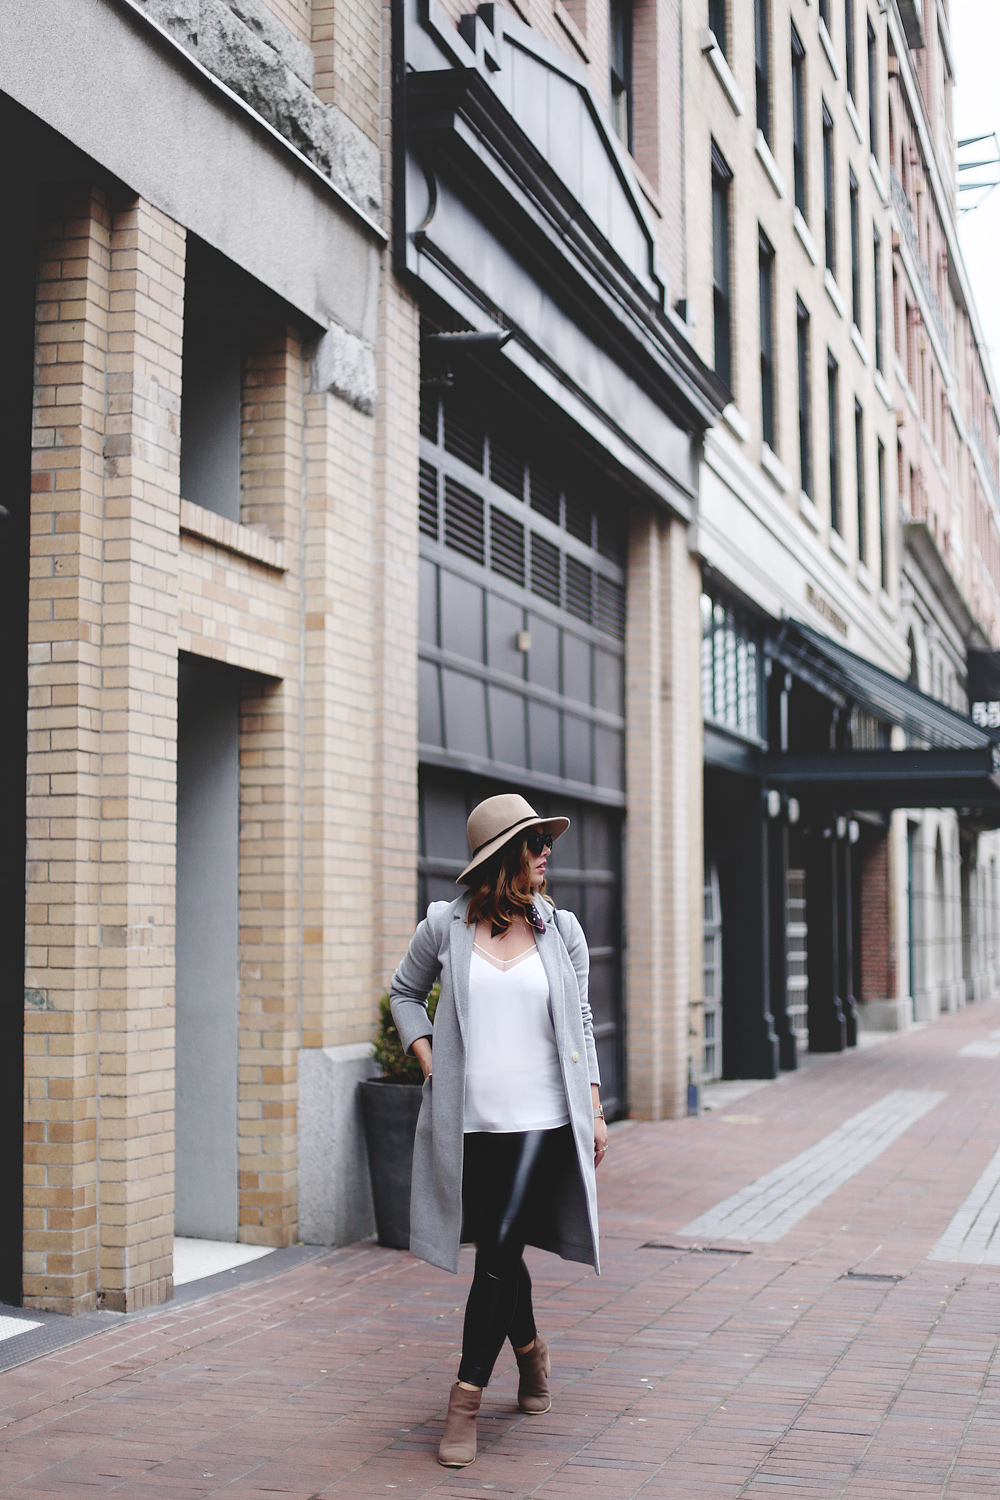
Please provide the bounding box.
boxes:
[818,18,841,80]
[874,369,893,409]
[851,324,871,365]
[869,153,888,206]
[755,130,787,199]
[857,559,876,594]
[845,93,864,146]
[829,526,851,566]
[761,442,794,494]
[179,498,286,572]
[824,268,847,320]
[799,491,822,533]
[700,29,745,116]
[722,403,750,442]
[793,207,820,265]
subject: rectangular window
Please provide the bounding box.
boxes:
[849,169,861,328]
[867,19,878,157]
[791,26,807,216]
[819,0,830,28]
[828,351,841,533]
[855,400,866,563]
[877,437,887,588]
[755,0,771,145]
[823,102,836,274]
[797,299,812,497]
[709,0,727,54]
[759,229,776,450]
[873,225,884,372]
[712,144,733,393]
[609,0,634,153]
[845,0,856,100]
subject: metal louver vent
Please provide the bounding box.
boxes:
[490,508,525,585]
[420,388,439,442]
[444,476,485,564]
[565,495,593,545]
[419,460,439,539]
[530,468,561,524]
[444,399,485,471]
[566,557,593,623]
[530,533,560,605]
[489,437,525,498]
[595,575,626,639]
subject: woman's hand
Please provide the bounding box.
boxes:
[411,1036,433,1080]
[592,1084,608,1168]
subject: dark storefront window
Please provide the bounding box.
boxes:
[701,591,762,741]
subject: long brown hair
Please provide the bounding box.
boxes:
[465,835,548,936]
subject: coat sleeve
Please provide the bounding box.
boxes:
[389,901,450,1055]
[557,908,601,1087]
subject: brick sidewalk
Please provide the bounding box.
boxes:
[5,1003,1000,1498]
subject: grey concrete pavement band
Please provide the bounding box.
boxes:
[682,1088,945,1242]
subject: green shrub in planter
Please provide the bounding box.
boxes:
[372,984,439,1081]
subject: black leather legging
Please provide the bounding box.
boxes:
[458,1125,574,1387]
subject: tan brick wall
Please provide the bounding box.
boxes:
[25,188,185,1313]
[258,0,312,45]
[313,0,381,144]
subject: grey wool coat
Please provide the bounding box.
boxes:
[388,891,602,1276]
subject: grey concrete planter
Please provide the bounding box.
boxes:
[357,1078,423,1249]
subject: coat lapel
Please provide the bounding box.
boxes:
[449,892,473,1045]
[534,899,567,1044]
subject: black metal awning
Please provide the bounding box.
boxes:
[762,620,1000,822]
[771,618,989,750]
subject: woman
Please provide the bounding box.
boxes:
[389,792,608,1469]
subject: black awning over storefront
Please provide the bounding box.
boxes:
[767,619,1000,822]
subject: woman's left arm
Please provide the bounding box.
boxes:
[558,910,608,1167]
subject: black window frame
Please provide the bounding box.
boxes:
[759,228,776,451]
[755,0,772,146]
[845,0,857,101]
[609,0,634,154]
[712,143,734,395]
[797,298,812,497]
[822,101,836,275]
[849,168,861,329]
[867,18,878,158]
[709,0,727,55]
[873,224,884,373]
[791,25,807,217]
[855,399,866,564]
[828,350,841,533]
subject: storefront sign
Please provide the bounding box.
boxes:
[968,650,1000,729]
[805,583,848,638]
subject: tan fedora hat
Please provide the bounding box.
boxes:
[457,793,569,885]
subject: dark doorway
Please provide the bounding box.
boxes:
[0,146,39,1305]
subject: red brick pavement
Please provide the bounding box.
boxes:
[5,1002,1000,1498]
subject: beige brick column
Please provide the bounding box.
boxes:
[624,507,700,1119]
[237,328,304,1244]
[95,199,184,1311]
[24,185,111,1312]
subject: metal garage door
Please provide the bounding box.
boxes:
[417,385,627,1114]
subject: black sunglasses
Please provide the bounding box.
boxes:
[525,829,554,857]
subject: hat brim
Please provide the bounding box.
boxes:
[456,815,570,885]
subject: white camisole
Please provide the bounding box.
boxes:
[463,944,570,1133]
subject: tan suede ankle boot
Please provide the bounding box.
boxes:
[515,1336,551,1414]
[438,1382,482,1467]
